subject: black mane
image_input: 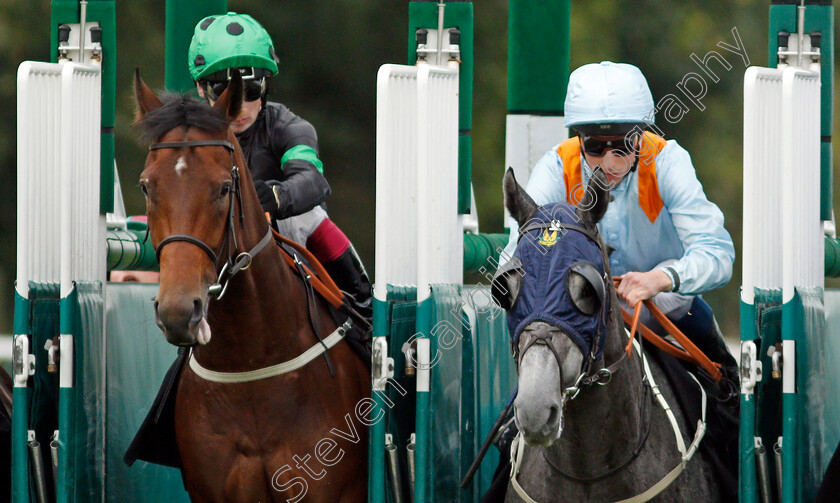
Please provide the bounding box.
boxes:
[136,93,231,142]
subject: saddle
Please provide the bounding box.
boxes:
[124,234,372,469]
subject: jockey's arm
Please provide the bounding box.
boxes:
[268,156,331,219]
[648,142,735,296]
[263,117,331,220]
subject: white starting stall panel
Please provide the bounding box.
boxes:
[741,66,823,502]
[15,60,105,503]
[374,62,462,304]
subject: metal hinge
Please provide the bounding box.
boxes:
[13,335,36,386]
[740,341,763,396]
[372,337,394,390]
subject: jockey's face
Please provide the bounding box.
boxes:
[582,134,638,186]
[196,82,261,134]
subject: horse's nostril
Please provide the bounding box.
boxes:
[190,298,204,327]
[547,405,560,425]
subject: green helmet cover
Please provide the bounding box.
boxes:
[188,12,279,81]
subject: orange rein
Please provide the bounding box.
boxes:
[613,277,722,382]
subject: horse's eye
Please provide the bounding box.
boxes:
[492,257,525,311]
[138,182,149,197]
[566,262,606,316]
[219,183,232,198]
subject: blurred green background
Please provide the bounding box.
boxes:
[0,0,839,340]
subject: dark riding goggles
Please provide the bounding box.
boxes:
[580,133,639,156]
[203,68,268,102]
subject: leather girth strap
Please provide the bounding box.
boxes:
[270,226,345,309]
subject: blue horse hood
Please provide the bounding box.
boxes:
[506,202,610,361]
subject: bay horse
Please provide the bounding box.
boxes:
[133,71,369,502]
[496,169,723,502]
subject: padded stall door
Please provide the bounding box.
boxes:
[105,283,189,503]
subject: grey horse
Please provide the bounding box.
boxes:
[498,169,721,502]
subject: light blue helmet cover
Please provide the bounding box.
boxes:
[564,61,655,133]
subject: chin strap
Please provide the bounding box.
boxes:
[509,336,708,503]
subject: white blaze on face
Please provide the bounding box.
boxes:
[175,156,187,175]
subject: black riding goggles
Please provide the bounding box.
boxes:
[580,133,639,157]
[203,75,267,102]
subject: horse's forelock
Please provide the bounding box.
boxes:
[136,93,231,143]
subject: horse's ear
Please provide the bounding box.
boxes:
[576,168,610,228]
[212,69,244,122]
[503,168,538,229]
[133,68,163,121]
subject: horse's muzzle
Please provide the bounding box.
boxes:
[514,326,568,446]
[154,296,207,346]
[514,395,564,447]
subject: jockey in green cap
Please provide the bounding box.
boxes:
[188,12,371,316]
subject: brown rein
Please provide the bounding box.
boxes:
[614,277,722,382]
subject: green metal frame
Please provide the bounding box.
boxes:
[507,0,570,114]
[57,285,76,503]
[768,2,834,221]
[12,283,61,503]
[761,4,836,503]
[106,225,159,272]
[50,0,116,215]
[739,299,758,503]
[369,287,421,503]
[741,290,785,503]
[413,296,434,502]
[165,0,227,93]
[11,292,32,503]
[463,233,508,275]
[780,294,798,503]
[826,236,840,277]
[408,2,474,214]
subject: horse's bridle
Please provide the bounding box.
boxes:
[515,219,626,400]
[510,220,657,490]
[148,138,273,299]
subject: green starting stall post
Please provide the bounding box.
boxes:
[16,57,106,503]
[741,2,835,503]
[165,0,227,92]
[12,1,225,502]
[370,2,573,502]
[370,3,518,503]
[14,2,116,501]
[504,0,570,215]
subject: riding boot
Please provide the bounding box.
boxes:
[322,245,373,320]
[673,297,740,403]
[304,217,373,320]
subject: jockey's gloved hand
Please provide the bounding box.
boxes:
[253,179,288,220]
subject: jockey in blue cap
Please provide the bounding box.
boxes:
[502,61,738,392]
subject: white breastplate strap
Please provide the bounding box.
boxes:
[188,320,352,383]
[510,338,708,503]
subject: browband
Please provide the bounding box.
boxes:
[518,220,599,243]
[149,139,236,151]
